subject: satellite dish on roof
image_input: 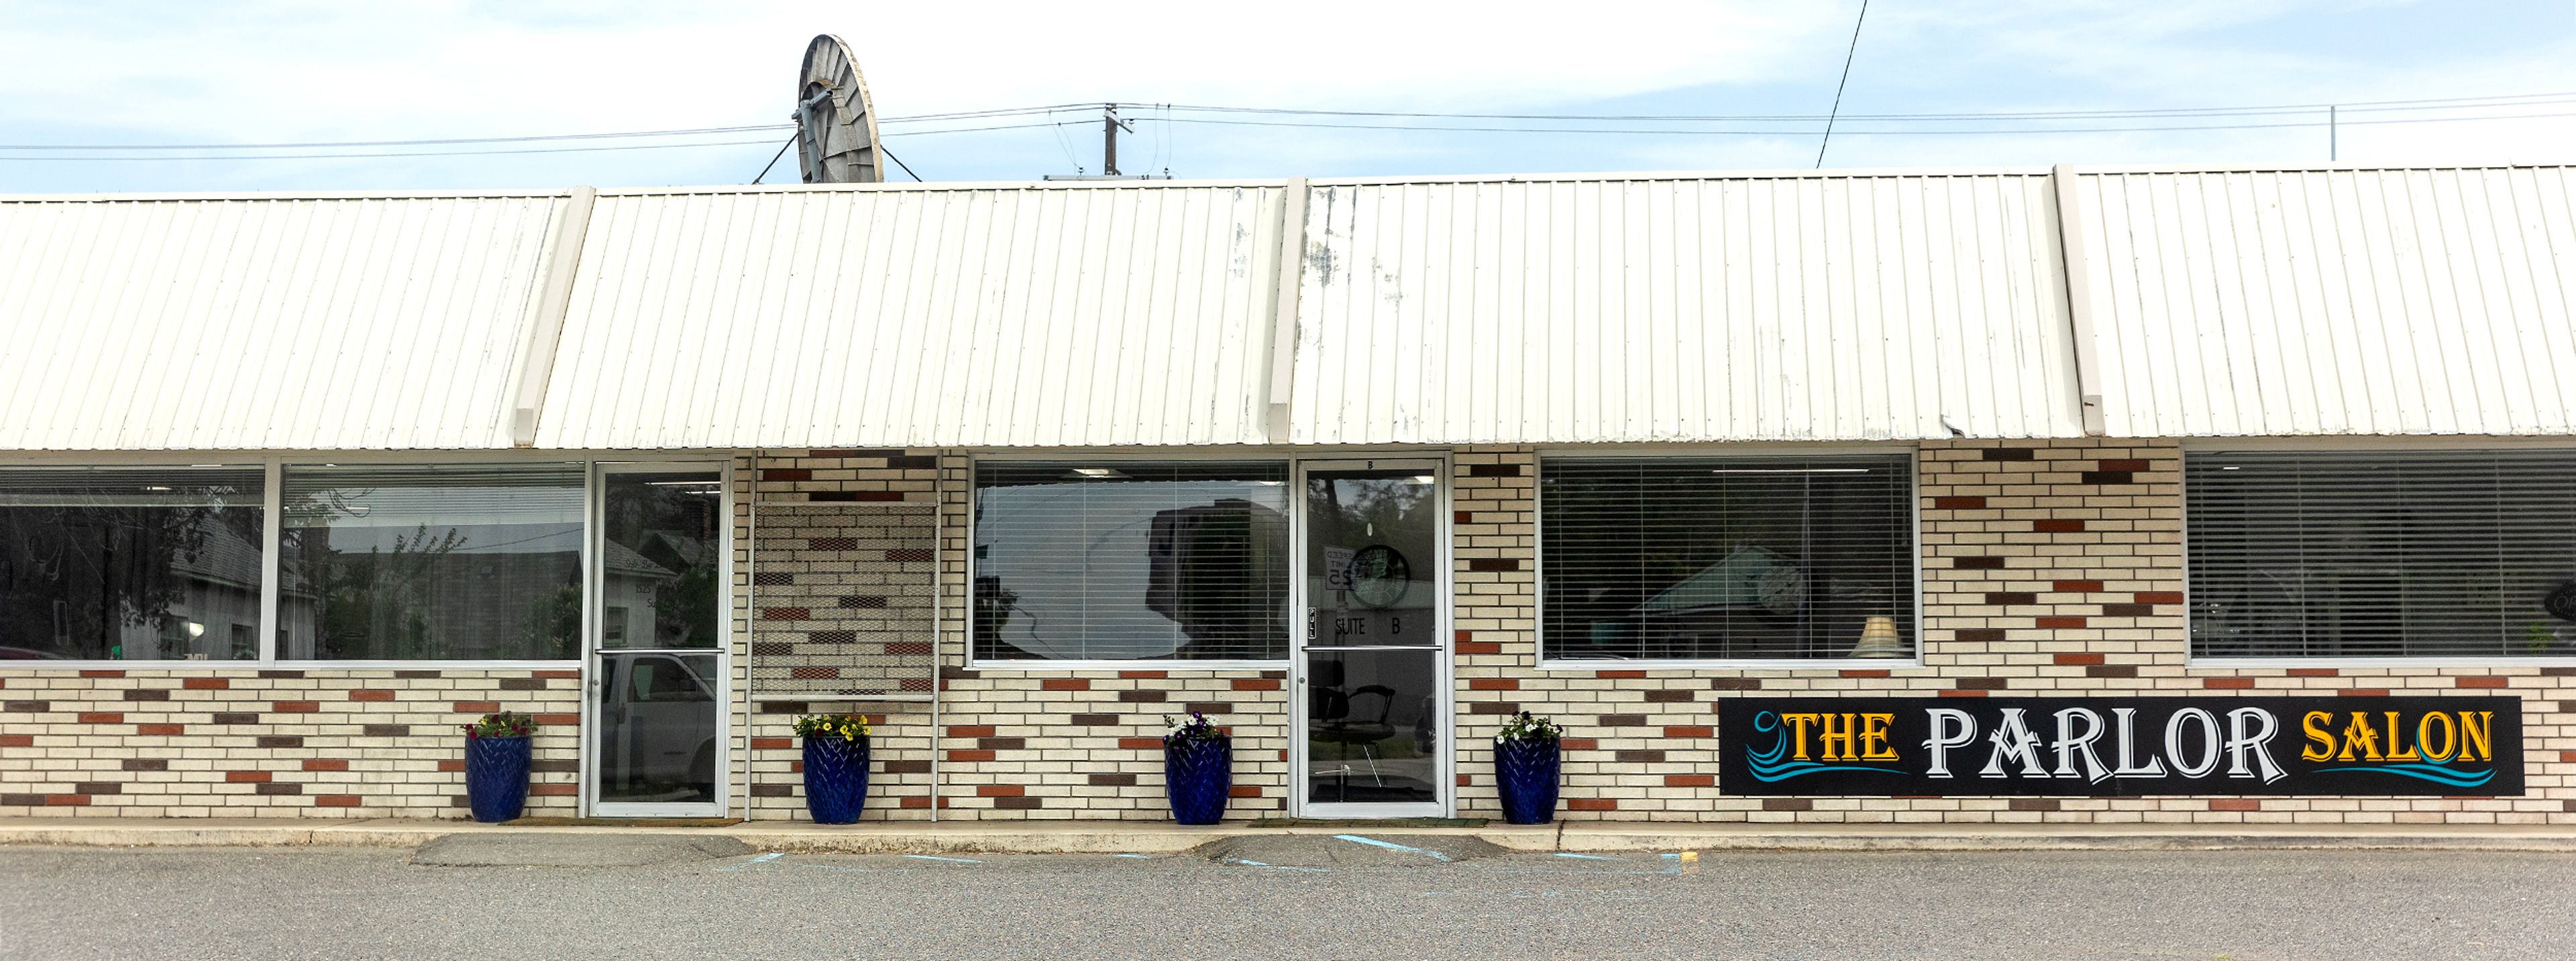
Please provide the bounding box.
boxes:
[793,35,883,184]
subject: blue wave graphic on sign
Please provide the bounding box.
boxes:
[2314,762,2495,789]
[1743,711,1905,782]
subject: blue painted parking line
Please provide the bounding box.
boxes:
[718,852,784,871]
[1333,834,1453,862]
[1221,856,1328,873]
[1553,852,1625,861]
[1114,854,1152,859]
[902,854,982,864]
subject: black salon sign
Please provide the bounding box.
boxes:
[1715,697,2522,796]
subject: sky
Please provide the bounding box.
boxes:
[4,1,2576,193]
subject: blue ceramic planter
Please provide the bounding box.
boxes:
[1163,738,1231,825]
[1495,738,1561,825]
[464,735,531,823]
[802,735,871,825]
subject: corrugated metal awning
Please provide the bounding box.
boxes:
[0,192,573,450]
[6,166,2574,454]
[533,182,1291,450]
[1287,173,2088,444]
[2070,166,2576,437]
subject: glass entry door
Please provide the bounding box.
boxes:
[588,464,727,817]
[1297,460,1449,817]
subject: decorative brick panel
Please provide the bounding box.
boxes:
[0,668,580,819]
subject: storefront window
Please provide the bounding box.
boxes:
[1541,456,1916,661]
[0,468,266,661]
[973,462,1289,662]
[278,463,584,660]
[2187,448,2576,658]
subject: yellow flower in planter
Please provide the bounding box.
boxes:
[794,713,873,741]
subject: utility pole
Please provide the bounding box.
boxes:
[2329,105,2339,162]
[1101,103,1133,176]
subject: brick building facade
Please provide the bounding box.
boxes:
[5,168,2572,824]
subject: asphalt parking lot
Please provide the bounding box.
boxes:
[1,836,2566,960]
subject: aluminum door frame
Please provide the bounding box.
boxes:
[582,460,733,819]
[1289,456,1455,820]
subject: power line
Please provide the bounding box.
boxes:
[14,89,2576,164]
[1146,90,2576,123]
[0,105,1083,152]
[0,137,790,162]
[1816,0,1871,168]
[1130,108,2576,137]
[0,121,1073,162]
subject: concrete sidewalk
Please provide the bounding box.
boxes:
[6,815,2576,854]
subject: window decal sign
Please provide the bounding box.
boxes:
[1715,697,2522,797]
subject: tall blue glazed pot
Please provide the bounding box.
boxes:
[1163,738,1231,825]
[1494,738,1562,825]
[802,735,871,825]
[464,735,532,823]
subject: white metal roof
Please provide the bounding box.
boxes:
[0,193,572,450]
[2070,166,2576,437]
[534,183,1290,449]
[6,165,2575,453]
[1288,173,2085,444]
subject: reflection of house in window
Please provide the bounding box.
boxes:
[599,540,675,648]
[1623,545,1809,658]
[1146,498,1288,648]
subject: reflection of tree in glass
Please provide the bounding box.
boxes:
[609,479,719,647]
[0,485,257,658]
[654,561,718,646]
[315,525,464,660]
[523,581,582,660]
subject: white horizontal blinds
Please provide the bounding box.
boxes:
[973,462,1291,662]
[0,467,266,661]
[2187,449,2576,658]
[1542,456,1916,660]
[278,462,585,660]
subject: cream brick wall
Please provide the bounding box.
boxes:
[13,439,2565,825]
[0,669,580,818]
[1452,440,2575,825]
[735,449,1289,822]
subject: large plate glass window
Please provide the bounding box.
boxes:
[2188,448,2576,658]
[1541,455,1916,661]
[973,462,1290,663]
[278,463,584,660]
[0,467,265,661]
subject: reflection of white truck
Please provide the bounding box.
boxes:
[596,653,718,799]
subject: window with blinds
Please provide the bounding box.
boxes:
[1541,456,1915,662]
[280,462,586,660]
[2186,448,2576,658]
[0,467,266,661]
[973,462,1290,662]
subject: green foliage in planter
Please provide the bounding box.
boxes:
[1163,711,1226,748]
[464,711,535,739]
[1495,711,1565,744]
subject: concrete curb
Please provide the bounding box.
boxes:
[8,819,2576,855]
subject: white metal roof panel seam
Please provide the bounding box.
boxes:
[0,194,568,450]
[536,183,1285,449]
[1287,174,2086,444]
[2074,167,2576,437]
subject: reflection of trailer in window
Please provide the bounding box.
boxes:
[596,652,718,794]
[1145,497,1288,644]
